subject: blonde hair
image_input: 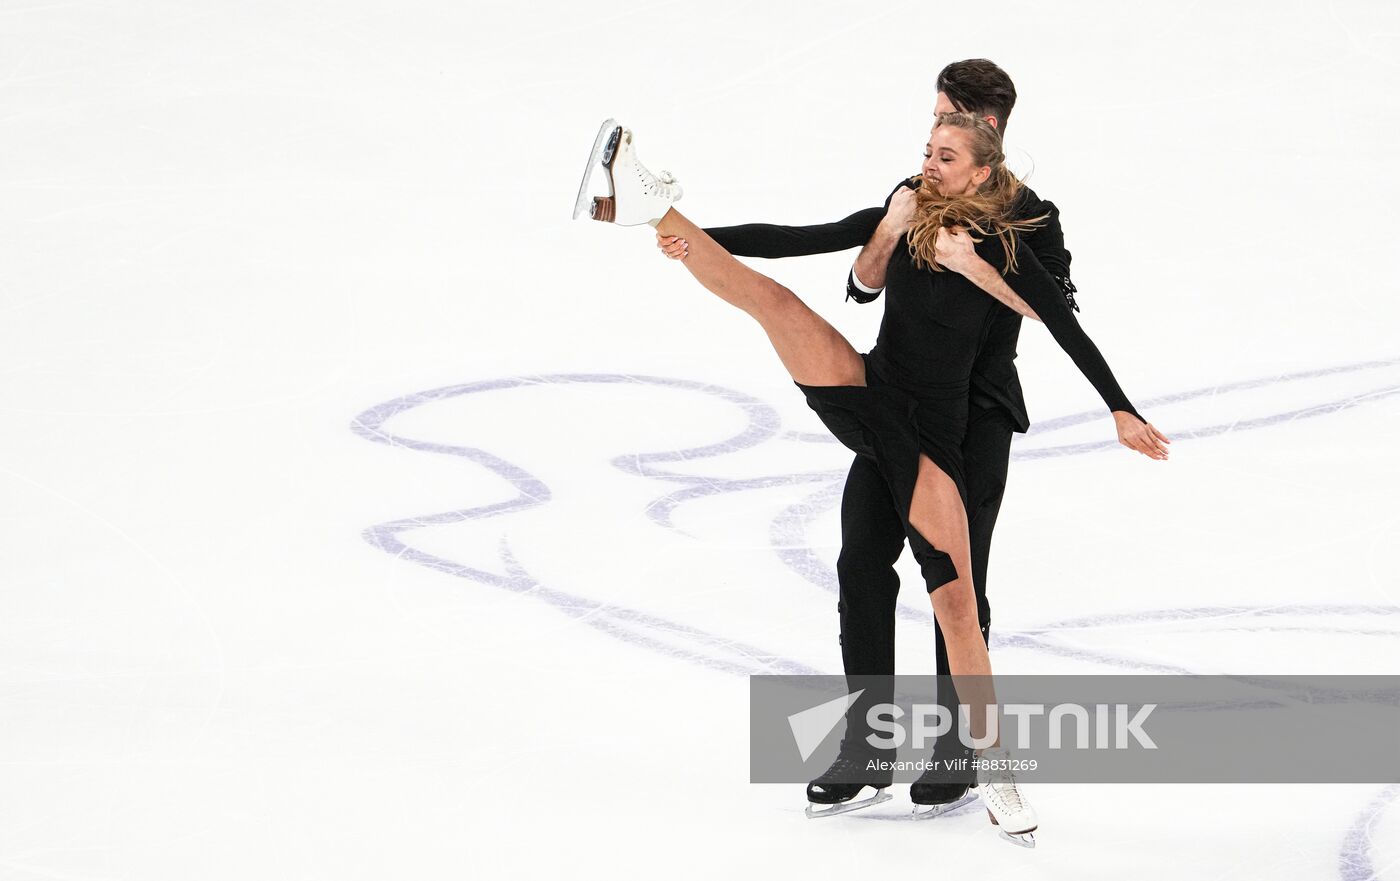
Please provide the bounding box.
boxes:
[906,112,1046,275]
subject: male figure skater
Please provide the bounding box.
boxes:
[658,59,1167,817]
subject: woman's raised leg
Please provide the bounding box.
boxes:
[653,208,865,389]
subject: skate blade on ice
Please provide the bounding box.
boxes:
[988,811,1037,848]
[804,787,892,819]
[572,118,621,219]
[910,791,978,820]
[998,830,1037,848]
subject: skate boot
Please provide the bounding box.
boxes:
[910,736,979,820]
[804,739,893,819]
[573,119,682,227]
[976,747,1038,848]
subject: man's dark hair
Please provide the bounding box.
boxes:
[936,59,1017,133]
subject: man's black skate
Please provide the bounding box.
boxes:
[910,737,978,820]
[805,740,893,819]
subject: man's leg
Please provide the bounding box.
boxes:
[837,453,906,759]
[837,454,907,677]
[805,454,908,815]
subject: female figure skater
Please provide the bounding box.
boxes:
[575,112,1162,845]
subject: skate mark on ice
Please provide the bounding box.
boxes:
[776,356,1400,460]
[1340,784,1400,881]
[1027,604,1400,659]
[351,373,820,676]
[1005,604,1400,679]
[762,357,1400,634]
[352,360,1400,679]
[1014,355,1400,459]
[645,469,840,537]
[353,370,1400,863]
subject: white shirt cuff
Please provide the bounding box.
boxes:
[850,266,883,294]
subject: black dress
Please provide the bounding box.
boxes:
[710,187,1139,594]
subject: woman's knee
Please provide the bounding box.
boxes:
[933,579,980,632]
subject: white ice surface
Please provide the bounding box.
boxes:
[2,0,1399,878]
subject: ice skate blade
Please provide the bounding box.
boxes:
[573,118,621,220]
[988,808,1037,846]
[804,787,892,819]
[911,791,978,820]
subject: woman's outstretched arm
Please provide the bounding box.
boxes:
[944,237,1170,460]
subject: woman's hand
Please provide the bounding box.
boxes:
[656,232,688,260]
[1114,411,1171,460]
[933,225,979,275]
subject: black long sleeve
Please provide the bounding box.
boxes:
[704,179,914,260]
[997,243,1140,420]
[1020,196,1069,280]
[1018,192,1079,312]
[704,181,918,304]
[703,207,885,259]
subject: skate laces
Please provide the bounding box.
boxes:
[817,741,875,782]
[979,750,1026,813]
[629,160,678,198]
[818,753,859,780]
[649,168,680,198]
[620,129,679,194]
[991,782,1024,813]
[987,767,1025,812]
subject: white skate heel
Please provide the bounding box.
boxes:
[977,748,1038,848]
[573,120,682,227]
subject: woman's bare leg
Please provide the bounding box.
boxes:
[907,454,999,745]
[910,458,1042,837]
[653,208,865,388]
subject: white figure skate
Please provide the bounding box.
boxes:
[573,119,682,227]
[977,748,1038,848]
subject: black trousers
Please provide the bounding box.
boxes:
[836,400,1016,678]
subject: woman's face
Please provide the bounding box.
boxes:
[921,125,990,197]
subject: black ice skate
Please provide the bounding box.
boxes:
[804,740,893,819]
[910,736,978,820]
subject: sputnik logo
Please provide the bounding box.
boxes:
[787,689,863,762]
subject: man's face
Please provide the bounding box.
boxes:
[934,91,998,130]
